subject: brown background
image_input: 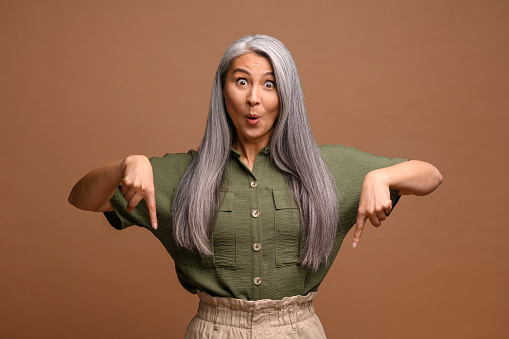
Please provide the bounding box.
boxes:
[1,0,508,338]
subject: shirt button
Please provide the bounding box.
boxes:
[253,243,261,251]
[250,180,258,188]
[254,277,262,285]
[252,210,260,218]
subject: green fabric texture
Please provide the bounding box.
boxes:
[105,145,407,301]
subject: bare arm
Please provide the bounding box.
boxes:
[372,160,443,196]
[68,159,124,212]
[68,155,158,229]
[352,160,443,248]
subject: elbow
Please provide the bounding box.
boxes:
[410,163,443,196]
[68,188,78,208]
[68,184,86,210]
[68,185,110,212]
[436,169,444,187]
[428,165,443,194]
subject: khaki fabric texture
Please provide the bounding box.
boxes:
[185,291,326,339]
[105,145,407,300]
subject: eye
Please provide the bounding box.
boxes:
[264,81,276,89]
[236,78,248,86]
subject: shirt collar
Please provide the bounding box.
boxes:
[230,145,270,158]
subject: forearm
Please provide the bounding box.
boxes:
[369,160,443,196]
[68,159,125,211]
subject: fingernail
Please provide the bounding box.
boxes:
[352,241,357,249]
[153,222,158,230]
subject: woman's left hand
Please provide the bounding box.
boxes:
[351,160,443,248]
[352,170,392,248]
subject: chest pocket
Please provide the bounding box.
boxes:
[207,191,237,269]
[273,188,301,267]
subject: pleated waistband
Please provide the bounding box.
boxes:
[196,291,319,329]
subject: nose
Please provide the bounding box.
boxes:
[246,87,260,106]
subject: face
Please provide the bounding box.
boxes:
[223,53,280,147]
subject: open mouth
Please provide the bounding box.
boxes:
[245,115,260,125]
[246,113,260,119]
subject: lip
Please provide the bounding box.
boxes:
[245,113,260,125]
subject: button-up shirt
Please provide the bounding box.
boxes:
[105,145,407,300]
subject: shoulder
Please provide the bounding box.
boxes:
[318,144,375,169]
[319,144,358,161]
[150,150,195,170]
[318,144,408,182]
[149,150,196,186]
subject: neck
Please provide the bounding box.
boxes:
[232,138,269,172]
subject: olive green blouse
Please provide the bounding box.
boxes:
[105,145,407,301]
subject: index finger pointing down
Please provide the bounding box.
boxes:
[145,193,158,230]
[352,215,367,248]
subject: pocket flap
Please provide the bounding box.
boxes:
[218,191,234,212]
[273,188,298,210]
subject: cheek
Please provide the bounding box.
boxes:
[224,87,243,113]
[268,94,280,114]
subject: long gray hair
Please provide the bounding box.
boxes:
[172,35,339,271]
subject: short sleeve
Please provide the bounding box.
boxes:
[319,145,409,235]
[103,151,195,231]
[104,185,150,230]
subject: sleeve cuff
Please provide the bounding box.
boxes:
[103,211,123,230]
[388,188,401,216]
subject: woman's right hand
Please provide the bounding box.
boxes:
[121,155,158,229]
[69,155,158,230]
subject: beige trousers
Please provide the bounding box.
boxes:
[184,291,327,339]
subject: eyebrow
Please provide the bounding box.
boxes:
[232,68,274,77]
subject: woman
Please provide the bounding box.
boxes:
[69,35,442,338]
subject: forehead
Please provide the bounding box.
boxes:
[229,53,274,74]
